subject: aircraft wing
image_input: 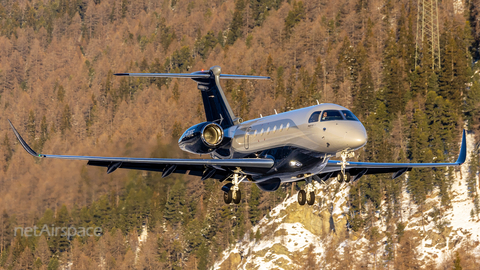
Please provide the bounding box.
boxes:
[8,120,273,180]
[320,129,467,181]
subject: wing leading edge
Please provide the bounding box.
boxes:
[324,129,467,179]
[8,120,273,179]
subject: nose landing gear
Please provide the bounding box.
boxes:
[335,149,354,183]
[336,172,351,183]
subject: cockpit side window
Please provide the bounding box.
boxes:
[308,111,321,123]
[320,110,344,121]
[341,110,360,121]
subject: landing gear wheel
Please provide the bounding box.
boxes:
[345,172,351,183]
[224,190,232,204]
[233,190,241,204]
[306,191,315,205]
[297,190,306,205]
[337,173,344,183]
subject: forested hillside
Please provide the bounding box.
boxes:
[0,0,479,269]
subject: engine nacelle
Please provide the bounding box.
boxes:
[178,122,224,154]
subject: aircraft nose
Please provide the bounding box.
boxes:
[347,126,367,149]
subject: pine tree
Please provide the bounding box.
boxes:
[38,116,48,151]
[227,0,246,45]
[163,179,186,225]
[465,80,480,130]
[468,150,479,198]
[54,205,70,252]
[353,62,374,120]
[172,81,180,102]
[248,185,261,225]
[2,134,12,171]
[453,251,463,270]
[408,107,432,203]
[283,1,305,39]
[27,110,36,141]
[383,30,406,115]
[274,66,285,99]
[60,104,72,135]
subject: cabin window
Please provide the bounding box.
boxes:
[279,124,283,131]
[320,110,344,121]
[341,110,360,121]
[260,128,264,135]
[308,111,321,123]
[253,130,257,137]
[286,123,290,130]
[273,126,277,133]
[266,127,270,134]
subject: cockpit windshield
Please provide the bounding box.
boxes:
[320,110,343,121]
[341,110,360,121]
[309,109,360,122]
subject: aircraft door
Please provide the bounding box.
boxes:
[244,128,250,149]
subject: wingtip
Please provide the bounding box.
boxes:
[114,73,128,76]
[7,120,40,157]
[456,129,467,165]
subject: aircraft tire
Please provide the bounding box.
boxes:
[337,173,344,183]
[224,190,233,204]
[233,190,241,204]
[345,172,351,183]
[298,190,306,205]
[306,191,315,205]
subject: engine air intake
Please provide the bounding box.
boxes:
[202,123,223,146]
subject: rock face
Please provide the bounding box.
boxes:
[213,133,480,269]
[213,182,351,270]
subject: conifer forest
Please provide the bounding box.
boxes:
[0,0,480,269]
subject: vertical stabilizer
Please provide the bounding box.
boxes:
[195,66,236,128]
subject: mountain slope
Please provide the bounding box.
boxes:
[213,132,480,269]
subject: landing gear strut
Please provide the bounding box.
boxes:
[224,173,244,204]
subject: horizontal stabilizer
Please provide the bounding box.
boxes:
[114,72,270,80]
[114,72,211,78]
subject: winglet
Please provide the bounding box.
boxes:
[7,120,42,157]
[456,129,467,165]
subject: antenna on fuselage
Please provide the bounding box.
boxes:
[260,114,263,118]
[274,109,278,115]
[316,100,320,105]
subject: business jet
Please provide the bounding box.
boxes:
[9,66,466,206]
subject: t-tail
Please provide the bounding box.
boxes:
[115,66,270,129]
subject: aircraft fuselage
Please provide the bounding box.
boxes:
[211,103,367,186]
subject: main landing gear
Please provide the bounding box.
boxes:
[223,173,244,204]
[297,177,316,206]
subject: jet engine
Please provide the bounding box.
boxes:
[178,122,224,154]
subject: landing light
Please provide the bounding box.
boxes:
[289,160,302,168]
